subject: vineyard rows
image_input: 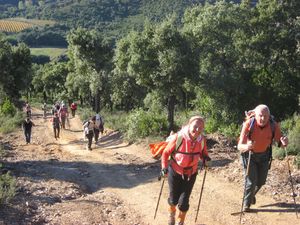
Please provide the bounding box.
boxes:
[0,20,34,32]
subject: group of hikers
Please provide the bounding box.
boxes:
[155,104,288,225]
[22,102,290,224]
[22,101,104,150]
[83,114,104,150]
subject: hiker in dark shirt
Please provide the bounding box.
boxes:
[22,117,35,144]
[51,112,61,140]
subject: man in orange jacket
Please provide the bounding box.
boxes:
[238,104,288,212]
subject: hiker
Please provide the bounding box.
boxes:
[58,103,68,129]
[22,117,35,144]
[70,102,77,117]
[161,116,211,225]
[42,102,47,118]
[237,104,288,212]
[83,117,96,150]
[25,102,31,118]
[51,112,61,140]
[55,101,60,112]
[94,113,104,144]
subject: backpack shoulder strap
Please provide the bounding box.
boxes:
[269,117,275,140]
[248,117,256,140]
[175,134,183,152]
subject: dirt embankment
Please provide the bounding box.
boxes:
[0,109,299,225]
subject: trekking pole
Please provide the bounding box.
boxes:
[239,150,252,224]
[195,165,208,222]
[154,176,165,219]
[284,147,299,218]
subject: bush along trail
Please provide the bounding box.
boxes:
[0,108,299,225]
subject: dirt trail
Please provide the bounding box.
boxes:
[0,109,299,225]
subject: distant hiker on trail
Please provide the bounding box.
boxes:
[24,102,31,118]
[83,117,96,150]
[237,104,288,212]
[22,117,35,144]
[55,101,61,112]
[94,113,104,144]
[160,116,211,225]
[70,102,77,118]
[51,112,61,140]
[59,103,69,129]
[42,102,47,118]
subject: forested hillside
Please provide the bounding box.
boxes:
[0,0,205,45]
[0,0,259,46]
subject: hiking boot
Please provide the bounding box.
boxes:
[251,196,256,205]
[177,210,186,225]
[168,211,175,225]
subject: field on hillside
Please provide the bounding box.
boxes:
[0,18,55,32]
[30,47,67,60]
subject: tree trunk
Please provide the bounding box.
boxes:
[95,89,100,113]
[43,91,47,103]
[167,95,176,132]
[80,95,83,105]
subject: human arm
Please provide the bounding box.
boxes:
[200,138,211,166]
[274,123,288,147]
[237,121,254,153]
[160,135,177,176]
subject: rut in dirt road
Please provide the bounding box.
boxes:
[0,109,299,225]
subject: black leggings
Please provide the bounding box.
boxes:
[167,165,197,212]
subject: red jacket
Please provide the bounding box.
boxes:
[162,126,208,176]
[71,103,77,110]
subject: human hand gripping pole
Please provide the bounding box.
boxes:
[153,169,167,219]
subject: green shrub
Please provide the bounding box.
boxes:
[0,172,16,205]
[218,123,240,139]
[101,110,128,133]
[143,91,165,113]
[125,109,168,141]
[0,99,16,116]
[77,106,94,122]
[273,146,285,160]
[0,111,23,134]
[273,114,300,166]
[285,116,300,156]
[204,118,218,134]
